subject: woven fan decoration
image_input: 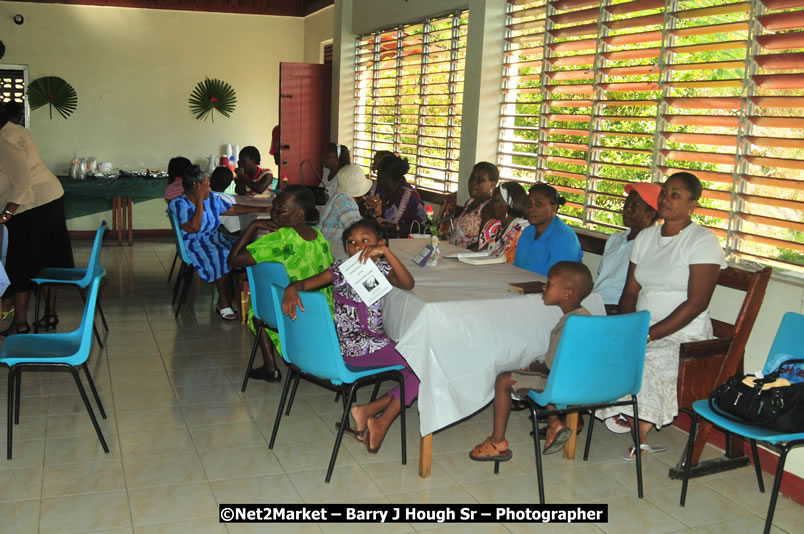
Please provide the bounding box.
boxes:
[27,76,77,120]
[189,78,237,122]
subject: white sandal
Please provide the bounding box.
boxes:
[216,306,238,321]
[605,415,632,434]
[622,443,667,461]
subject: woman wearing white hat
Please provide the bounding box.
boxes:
[318,164,372,239]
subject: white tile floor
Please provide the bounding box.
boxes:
[0,238,800,533]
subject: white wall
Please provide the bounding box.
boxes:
[0,1,306,229]
[304,5,335,64]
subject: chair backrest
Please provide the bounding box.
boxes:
[270,285,349,384]
[710,266,772,339]
[763,312,804,374]
[167,209,192,264]
[78,221,108,286]
[542,311,651,407]
[246,262,290,328]
[70,275,103,365]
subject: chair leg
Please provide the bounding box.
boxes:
[286,374,301,416]
[34,285,41,334]
[333,391,341,403]
[97,299,109,333]
[680,410,698,506]
[14,370,20,425]
[268,369,294,449]
[83,364,107,419]
[764,445,791,534]
[241,324,262,393]
[530,404,546,503]
[750,439,765,493]
[583,409,596,461]
[70,367,109,453]
[167,251,178,282]
[632,396,644,499]
[175,267,194,318]
[172,263,185,304]
[326,385,357,483]
[370,381,382,402]
[398,373,406,465]
[7,368,14,459]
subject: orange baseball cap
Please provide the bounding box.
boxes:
[624,182,661,211]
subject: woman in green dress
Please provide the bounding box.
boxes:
[228,185,333,383]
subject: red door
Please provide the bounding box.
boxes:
[279,62,332,187]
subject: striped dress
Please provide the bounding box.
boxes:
[168,194,233,283]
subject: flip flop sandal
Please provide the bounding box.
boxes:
[216,306,238,320]
[621,443,667,461]
[542,427,572,455]
[533,416,584,439]
[605,415,632,434]
[335,421,366,443]
[469,437,512,462]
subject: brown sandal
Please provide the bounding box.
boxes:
[469,437,512,462]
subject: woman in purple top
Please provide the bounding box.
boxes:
[364,155,426,237]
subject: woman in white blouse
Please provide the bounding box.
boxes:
[599,172,726,460]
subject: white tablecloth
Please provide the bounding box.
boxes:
[377,238,605,436]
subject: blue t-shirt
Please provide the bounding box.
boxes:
[513,216,583,276]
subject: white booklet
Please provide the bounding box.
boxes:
[458,255,506,266]
[443,251,490,260]
[338,252,393,306]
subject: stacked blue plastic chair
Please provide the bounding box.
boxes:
[1,276,108,459]
[32,220,108,347]
[241,262,290,392]
[168,210,196,318]
[268,285,407,483]
[680,312,804,534]
[513,312,651,503]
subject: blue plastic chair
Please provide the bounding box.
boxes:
[515,311,651,503]
[168,210,196,318]
[268,285,407,483]
[32,220,108,347]
[241,262,290,392]
[1,276,108,459]
[681,312,804,534]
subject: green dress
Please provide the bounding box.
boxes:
[246,226,334,350]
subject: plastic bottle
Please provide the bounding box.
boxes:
[69,152,79,179]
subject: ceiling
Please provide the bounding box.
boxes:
[14,0,334,17]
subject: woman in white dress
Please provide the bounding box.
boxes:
[600,172,726,460]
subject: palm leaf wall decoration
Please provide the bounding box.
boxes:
[189,78,237,122]
[27,77,77,120]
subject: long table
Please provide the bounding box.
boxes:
[381,239,605,476]
[58,176,166,245]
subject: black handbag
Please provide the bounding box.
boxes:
[709,358,804,433]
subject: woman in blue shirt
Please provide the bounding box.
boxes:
[510,184,582,276]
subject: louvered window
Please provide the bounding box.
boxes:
[500,0,804,273]
[0,66,27,127]
[354,10,468,193]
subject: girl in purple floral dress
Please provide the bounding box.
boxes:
[282,218,417,454]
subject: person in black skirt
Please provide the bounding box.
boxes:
[0,104,74,334]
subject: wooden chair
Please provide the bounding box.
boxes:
[670,265,772,478]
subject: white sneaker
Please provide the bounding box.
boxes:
[605,415,631,434]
